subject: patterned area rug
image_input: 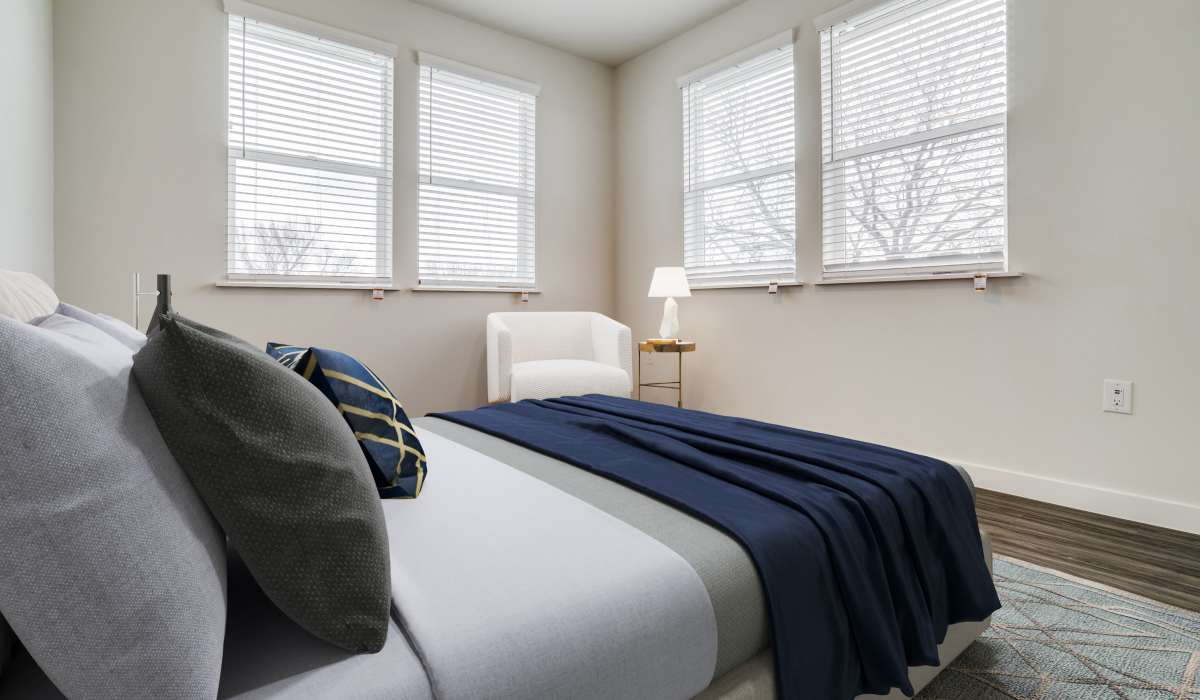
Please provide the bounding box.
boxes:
[919,556,1200,699]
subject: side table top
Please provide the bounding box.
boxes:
[638,340,696,353]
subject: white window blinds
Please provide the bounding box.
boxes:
[226,12,394,285]
[418,54,537,289]
[681,34,796,288]
[820,0,1007,277]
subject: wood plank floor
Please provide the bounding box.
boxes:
[974,488,1200,612]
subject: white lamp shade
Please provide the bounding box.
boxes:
[647,266,691,298]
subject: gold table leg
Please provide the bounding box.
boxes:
[677,350,683,408]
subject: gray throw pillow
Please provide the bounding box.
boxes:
[132,314,391,653]
[0,313,227,700]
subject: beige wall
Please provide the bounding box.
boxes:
[54,0,615,415]
[1,0,54,283]
[616,0,1200,531]
[51,0,1200,530]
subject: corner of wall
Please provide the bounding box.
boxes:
[608,63,621,319]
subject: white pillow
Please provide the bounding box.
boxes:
[0,270,57,323]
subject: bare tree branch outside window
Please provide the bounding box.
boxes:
[821,0,1007,273]
[683,41,796,285]
[417,64,536,288]
[225,15,393,283]
[233,219,357,277]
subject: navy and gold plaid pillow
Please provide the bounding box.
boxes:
[267,343,426,499]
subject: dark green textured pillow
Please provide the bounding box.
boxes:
[267,344,426,499]
[131,314,390,653]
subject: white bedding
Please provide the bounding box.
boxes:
[382,429,719,700]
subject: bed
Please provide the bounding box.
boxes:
[3,405,995,700]
[0,277,996,700]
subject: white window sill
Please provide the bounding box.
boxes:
[411,285,541,294]
[814,271,1024,286]
[689,281,804,291]
[215,280,397,291]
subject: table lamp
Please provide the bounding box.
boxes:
[647,266,691,340]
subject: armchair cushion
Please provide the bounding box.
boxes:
[510,359,631,402]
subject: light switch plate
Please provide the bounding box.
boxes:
[1103,379,1132,414]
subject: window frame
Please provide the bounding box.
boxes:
[816,0,1009,279]
[678,31,798,290]
[416,53,539,291]
[223,0,397,288]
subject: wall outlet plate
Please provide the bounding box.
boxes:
[1103,379,1132,414]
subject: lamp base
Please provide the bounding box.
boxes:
[658,296,679,339]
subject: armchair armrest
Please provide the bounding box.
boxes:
[487,314,513,403]
[590,314,632,389]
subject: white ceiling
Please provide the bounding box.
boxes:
[409,0,746,66]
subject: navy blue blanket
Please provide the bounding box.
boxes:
[432,395,1000,699]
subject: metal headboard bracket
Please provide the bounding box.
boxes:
[138,273,174,335]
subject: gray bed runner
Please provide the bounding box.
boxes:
[418,416,769,678]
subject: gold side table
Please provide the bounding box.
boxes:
[637,340,696,408]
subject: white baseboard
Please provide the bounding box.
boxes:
[955,460,1200,536]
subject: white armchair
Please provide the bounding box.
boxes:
[487,312,633,403]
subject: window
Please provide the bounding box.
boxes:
[819,0,1007,277]
[680,32,796,288]
[226,8,394,285]
[418,54,537,289]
